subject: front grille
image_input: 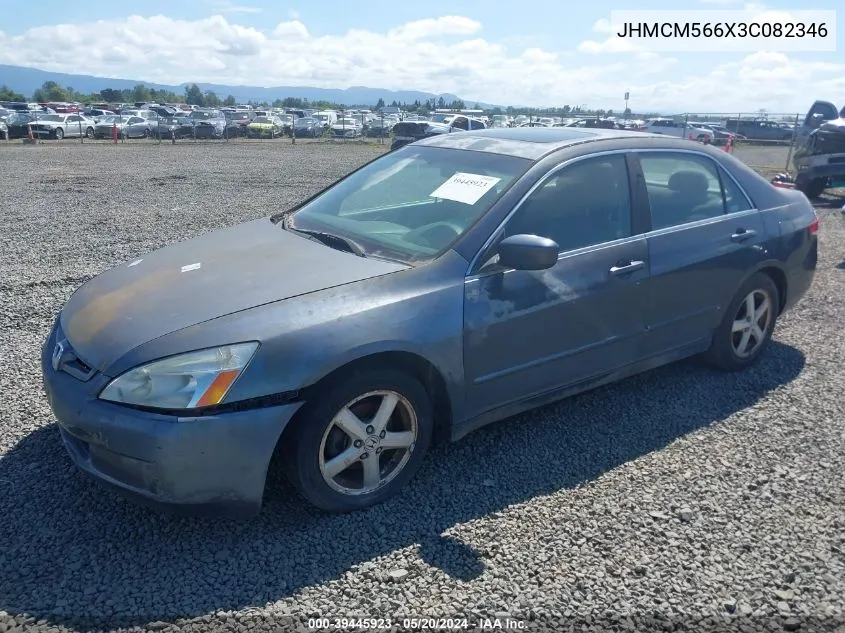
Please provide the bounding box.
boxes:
[52,324,97,382]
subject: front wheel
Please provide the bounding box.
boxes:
[85,127,94,139]
[703,272,779,372]
[281,368,433,512]
[54,127,64,140]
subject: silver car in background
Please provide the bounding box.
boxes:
[28,114,96,140]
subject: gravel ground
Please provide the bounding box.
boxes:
[1,141,844,633]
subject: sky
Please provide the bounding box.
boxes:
[0,0,842,112]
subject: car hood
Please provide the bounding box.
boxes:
[60,217,409,373]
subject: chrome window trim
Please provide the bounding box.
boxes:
[465,146,758,277]
[634,147,756,213]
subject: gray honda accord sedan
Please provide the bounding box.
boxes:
[42,128,818,516]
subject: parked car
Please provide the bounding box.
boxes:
[430,113,486,131]
[366,118,394,137]
[28,114,96,140]
[1,112,38,139]
[792,100,845,199]
[390,120,453,150]
[247,115,284,138]
[331,117,363,138]
[93,115,152,139]
[723,119,794,142]
[293,116,322,138]
[42,128,818,517]
[157,116,196,140]
[189,109,227,139]
[643,118,714,142]
[688,122,745,143]
[224,111,253,137]
[83,108,116,122]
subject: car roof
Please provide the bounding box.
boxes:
[414,127,664,160]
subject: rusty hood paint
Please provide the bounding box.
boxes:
[60,217,409,373]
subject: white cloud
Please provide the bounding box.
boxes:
[288,9,300,19]
[0,14,838,112]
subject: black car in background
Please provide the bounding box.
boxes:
[224,111,253,137]
[293,116,322,138]
[157,116,195,140]
[189,109,227,139]
[2,112,38,139]
[390,121,453,150]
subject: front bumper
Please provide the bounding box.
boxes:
[41,323,303,518]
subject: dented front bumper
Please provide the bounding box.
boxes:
[40,322,302,518]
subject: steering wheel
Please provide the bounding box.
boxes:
[402,221,464,248]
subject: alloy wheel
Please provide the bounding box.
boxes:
[731,289,772,358]
[318,390,418,495]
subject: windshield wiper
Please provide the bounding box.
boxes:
[282,217,366,258]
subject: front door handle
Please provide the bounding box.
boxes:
[609,260,645,276]
[731,228,757,242]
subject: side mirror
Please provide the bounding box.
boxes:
[496,234,559,271]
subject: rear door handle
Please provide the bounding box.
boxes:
[609,260,645,276]
[731,228,757,242]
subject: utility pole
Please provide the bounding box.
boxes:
[624,91,630,118]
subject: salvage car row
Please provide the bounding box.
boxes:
[0,101,405,141]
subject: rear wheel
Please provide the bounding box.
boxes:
[85,127,94,139]
[797,177,826,200]
[281,368,433,512]
[54,127,64,140]
[703,272,779,372]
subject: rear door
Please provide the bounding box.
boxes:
[634,150,766,355]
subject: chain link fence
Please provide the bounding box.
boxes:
[650,111,805,178]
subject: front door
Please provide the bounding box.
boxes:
[635,151,766,355]
[463,153,649,418]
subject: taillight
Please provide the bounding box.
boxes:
[808,214,819,235]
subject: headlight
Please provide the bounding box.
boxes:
[99,342,258,410]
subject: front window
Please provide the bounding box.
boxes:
[286,146,531,263]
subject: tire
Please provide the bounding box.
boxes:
[703,272,779,372]
[797,177,826,200]
[281,368,433,512]
[85,127,94,139]
[142,128,149,138]
[54,127,64,140]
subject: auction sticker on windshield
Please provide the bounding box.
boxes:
[430,173,502,205]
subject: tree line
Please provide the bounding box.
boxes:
[0,81,625,117]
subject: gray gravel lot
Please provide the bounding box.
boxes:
[0,141,844,633]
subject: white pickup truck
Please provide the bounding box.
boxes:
[642,117,715,143]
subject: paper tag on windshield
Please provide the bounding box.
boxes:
[430,172,501,205]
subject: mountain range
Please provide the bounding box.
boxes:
[0,64,497,108]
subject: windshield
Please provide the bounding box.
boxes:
[295,117,315,126]
[287,145,531,263]
[430,114,451,123]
